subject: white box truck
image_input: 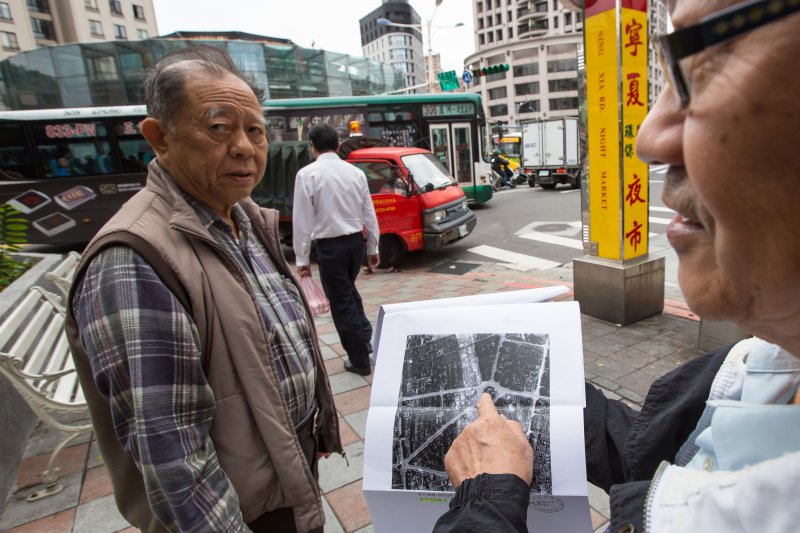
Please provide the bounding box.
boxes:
[520,117,581,189]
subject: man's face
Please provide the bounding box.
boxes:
[637,0,800,340]
[158,71,268,218]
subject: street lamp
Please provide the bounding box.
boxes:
[377,3,463,93]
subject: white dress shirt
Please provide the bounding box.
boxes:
[292,152,380,267]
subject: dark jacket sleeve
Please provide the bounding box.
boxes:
[432,474,530,533]
[584,345,732,530]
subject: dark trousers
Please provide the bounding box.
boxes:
[247,407,323,533]
[314,232,372,369]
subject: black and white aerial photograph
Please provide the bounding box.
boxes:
[391,333,552,494]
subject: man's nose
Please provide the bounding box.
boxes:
[229,127,256,158]
[636,88,684,167]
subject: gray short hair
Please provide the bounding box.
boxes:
[142,46,265,129]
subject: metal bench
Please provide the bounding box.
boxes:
[42,251,81,303]
[0,285,91,501]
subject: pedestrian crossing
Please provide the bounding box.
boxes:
[467,206,676,272]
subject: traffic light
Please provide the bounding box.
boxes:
[471,64,509,77]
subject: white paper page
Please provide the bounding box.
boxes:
[363,300,590,532]
[372,285,569,354]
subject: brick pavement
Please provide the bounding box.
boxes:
[0,259,702,533]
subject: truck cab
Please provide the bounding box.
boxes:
[345,145,477,266]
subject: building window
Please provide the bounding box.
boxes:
[485,71,507,82]
[489,103,508,117]
[109,0,122,16]
[89,19,103,36]
[26,0,49,14]
[1,30,18,49]
[549,97,579,110]
[478,18,483,29]
[496,29,502,41]
[137,28,148,39]
[515,82,539,96]
[113,24,126,39]
[565,12,572,25]
[508,27,513,39]
[0,2,11,21]
[31,17,55,39]
[535,1,548,12]
[548,78,578,92]
[477,2,483,12]
[547,58,578,73]
[495,14,502,25]
[488,87,507,100]
[479,33,485,45]
[85,0,98,10]
[513,62,539,77]
[133,4,145,19]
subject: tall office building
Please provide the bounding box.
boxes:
[360,0,425,91]
[0,0,158,62]
[467,0,667,124]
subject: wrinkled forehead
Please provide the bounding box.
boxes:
[669,0,742,26]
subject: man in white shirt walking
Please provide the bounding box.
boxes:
[293,124,380,375]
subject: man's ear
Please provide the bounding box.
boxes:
[140,117,169,157]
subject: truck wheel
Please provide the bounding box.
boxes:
[378,235,407,269]
[540,183,557,190]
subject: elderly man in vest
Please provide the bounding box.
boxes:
[65,46,341,533]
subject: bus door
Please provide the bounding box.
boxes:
[429,122,474,188]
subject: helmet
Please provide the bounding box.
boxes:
[492,149,500,156]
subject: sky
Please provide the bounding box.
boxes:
[152,0,476,74]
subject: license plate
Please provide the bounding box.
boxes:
[458,223,468,237]
[538,170,550,176]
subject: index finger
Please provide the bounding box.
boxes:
[476,393,501,419]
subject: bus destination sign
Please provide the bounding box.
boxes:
[44,123,98,139]
[421,103,474,117]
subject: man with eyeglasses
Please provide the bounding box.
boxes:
[433,1,800,531]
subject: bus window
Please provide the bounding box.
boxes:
[32,121,115,177]
[0,124,33,180]
[114,119,152,173]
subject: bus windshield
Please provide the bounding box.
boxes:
[401,153,455,190]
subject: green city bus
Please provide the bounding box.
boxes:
[263,93,494,205]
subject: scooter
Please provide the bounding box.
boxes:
[491,167,517,191]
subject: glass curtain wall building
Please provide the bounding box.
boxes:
[0,33,404,109]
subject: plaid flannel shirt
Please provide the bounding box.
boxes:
[73,197,317,532]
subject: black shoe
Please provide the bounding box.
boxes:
[344,360,371,376]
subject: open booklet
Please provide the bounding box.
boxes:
[363,286,592,532]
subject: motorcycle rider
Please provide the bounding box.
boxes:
[490,149,512,189]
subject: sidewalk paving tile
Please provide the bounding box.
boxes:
[328,371,370,396]
[318,442,364,494]
[14,443,89,490]
[338,418,361,447]
[3,507,75,533]
[72,493,130,533]
[79,466,113,505]
[326,480,371,532]
[334,384,372,416]
[586,358,637,382]
[0,471,82,531]
[343,409,369,440]
[321,496,345,533]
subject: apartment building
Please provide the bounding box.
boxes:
[466,0,667,125]
[360,0,425,91]
[0,0,158,62]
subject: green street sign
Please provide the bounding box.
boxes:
[437,70,459,91]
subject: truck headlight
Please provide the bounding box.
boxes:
[424,210,446,223]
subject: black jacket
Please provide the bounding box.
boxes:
[432,346,731,533]
[433,474,530,533]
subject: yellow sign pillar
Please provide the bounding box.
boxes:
[574,0,665,325]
